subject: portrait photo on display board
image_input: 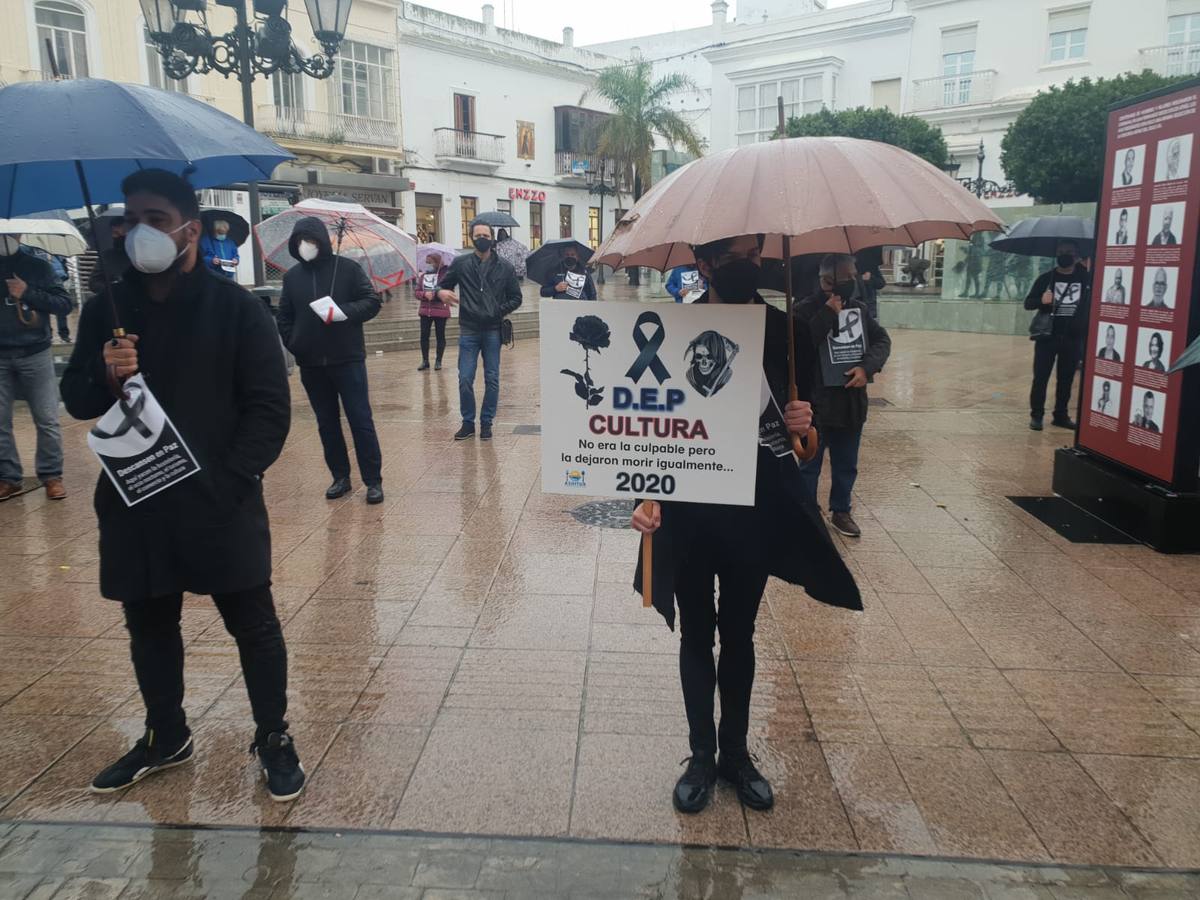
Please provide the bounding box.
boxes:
[1100,266,1132,304]
[1108,206,1139,245]
[1130,387,1166,433]
[1113,145,1146,188]
[1154,134,1193,182]
[1096,321,1128,362]
[1092,376,1121,418]
[1135,327,1173,373]
[1148,202,1185,247]
[1141,266,1178,309]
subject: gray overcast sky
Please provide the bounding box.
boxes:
[416,0,857,47]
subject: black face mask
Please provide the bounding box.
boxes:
[564,258,579,270]
[709,258,760,303]
[832,279,857,300]
[1056,253,1076,268]
[473,236,493,253]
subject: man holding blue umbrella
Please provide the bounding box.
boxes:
[61,170,305,803]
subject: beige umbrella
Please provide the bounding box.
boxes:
[600,137,1003,606]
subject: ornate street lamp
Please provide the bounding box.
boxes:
[957,139,1005,198]
[586,159,619,285]
[141,0,354,283]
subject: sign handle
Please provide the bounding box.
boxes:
[783,234,820,461]
[641,531,653,608]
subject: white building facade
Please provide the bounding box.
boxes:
[396,3,626,252]
[586,0,1200,202]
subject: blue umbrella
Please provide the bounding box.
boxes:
[0,79,294,217]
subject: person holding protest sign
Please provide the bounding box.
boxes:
[60,169,305,803]
[414,256,450,370]
[539,249,597,300]
[631,234,861,816]
[795,254,892,538]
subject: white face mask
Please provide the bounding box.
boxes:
[126,222,190,274]
[298,240,319,262]
[0,236,20,256]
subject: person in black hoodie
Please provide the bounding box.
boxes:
[1024,240,1090,431]
[539,250,597,300]
[276,216,384,503]
[795,254,892,539]
[631,234,861,817]
[60,169,302,803]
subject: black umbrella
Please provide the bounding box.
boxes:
[990,216,1095,258]
[525,238,593,284]
[200,209,250,246]
[474,210,520,229]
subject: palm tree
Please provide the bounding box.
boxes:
[586,60,705,283]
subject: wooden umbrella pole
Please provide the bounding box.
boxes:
[641,529,653,608]
[784,235,819,461]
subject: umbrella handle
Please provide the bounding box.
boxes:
[106,328,128,400]
[789,385,819,461]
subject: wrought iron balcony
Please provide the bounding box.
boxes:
[911,69,997,111]
[257,105,399,150]
[434,128,506,167]
[1139,43,1200,78]
[554,152,631,190]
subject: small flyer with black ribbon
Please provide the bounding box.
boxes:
[820,308,869,387]
[86,374,201,507]
[565,271,587,299]
[757,374,793,459]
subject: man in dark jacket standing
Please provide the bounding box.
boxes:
[437,220,522,441]
[61,169,303,802]
[796,254,892,538]
[1023,240,1090,431]
[1,235,73,501]
[276,217,384,503]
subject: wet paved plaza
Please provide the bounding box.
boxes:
[3,316,1200,894]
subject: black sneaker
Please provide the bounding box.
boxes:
[90,731,193,793]
[718,752,774,811]
[1029,417,1044,431]
[434,359,443,371]
[252,732,305,802]
[454,423,475,441]
[325,477,352,500]
[673,751,718,814]
[366,484,384,505]
[480,423,493,441]
[1051,416,1077,430]
[417,361,430,371]
[830,511,861,538]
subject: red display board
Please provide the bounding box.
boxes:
[1079,85,1200,486]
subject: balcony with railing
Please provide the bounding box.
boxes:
[1139,43,1200,78]
[911,69,997,112]
[434,128,506,170]
[553,152,631,190]
[257,105,399,150]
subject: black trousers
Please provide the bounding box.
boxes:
[299,361,383,486]
[675,506,769,756]
[419,315,447,363]
[123,584,288,746]
[1030,334,1080,420]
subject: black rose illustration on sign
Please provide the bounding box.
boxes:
[562,315,611,408]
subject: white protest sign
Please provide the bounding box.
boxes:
[87,374,201,507]
[565,271,587,299]
[540,300,765,506]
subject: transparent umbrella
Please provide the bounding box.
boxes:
[255,199,418,290]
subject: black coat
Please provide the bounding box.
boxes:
[796,292,892,431]
[60,265,291,603]
[539,270,597,300]
[276,216,381,368]
[634,294,863,628]
[438,251,523,331]
[0,250,73,354]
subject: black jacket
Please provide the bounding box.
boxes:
[276,216,381,367]
[0,250,73,356]
[439,250,522,330]
[796,291,892,431]
[634,293,862,627]
[539,270,597,300]
[61,265,290,603]
[1024,264,1090,340]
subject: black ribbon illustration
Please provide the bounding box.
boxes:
[625,311,672,384]
[90,385,152,441]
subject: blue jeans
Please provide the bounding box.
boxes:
[0,348,63,484]
[457,327,501,426]
[797,425,862,514]
[299,360,382,486]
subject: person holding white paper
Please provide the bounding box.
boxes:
[60,169,303,804]
[276,216,384,504]
[539,250,596,300]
